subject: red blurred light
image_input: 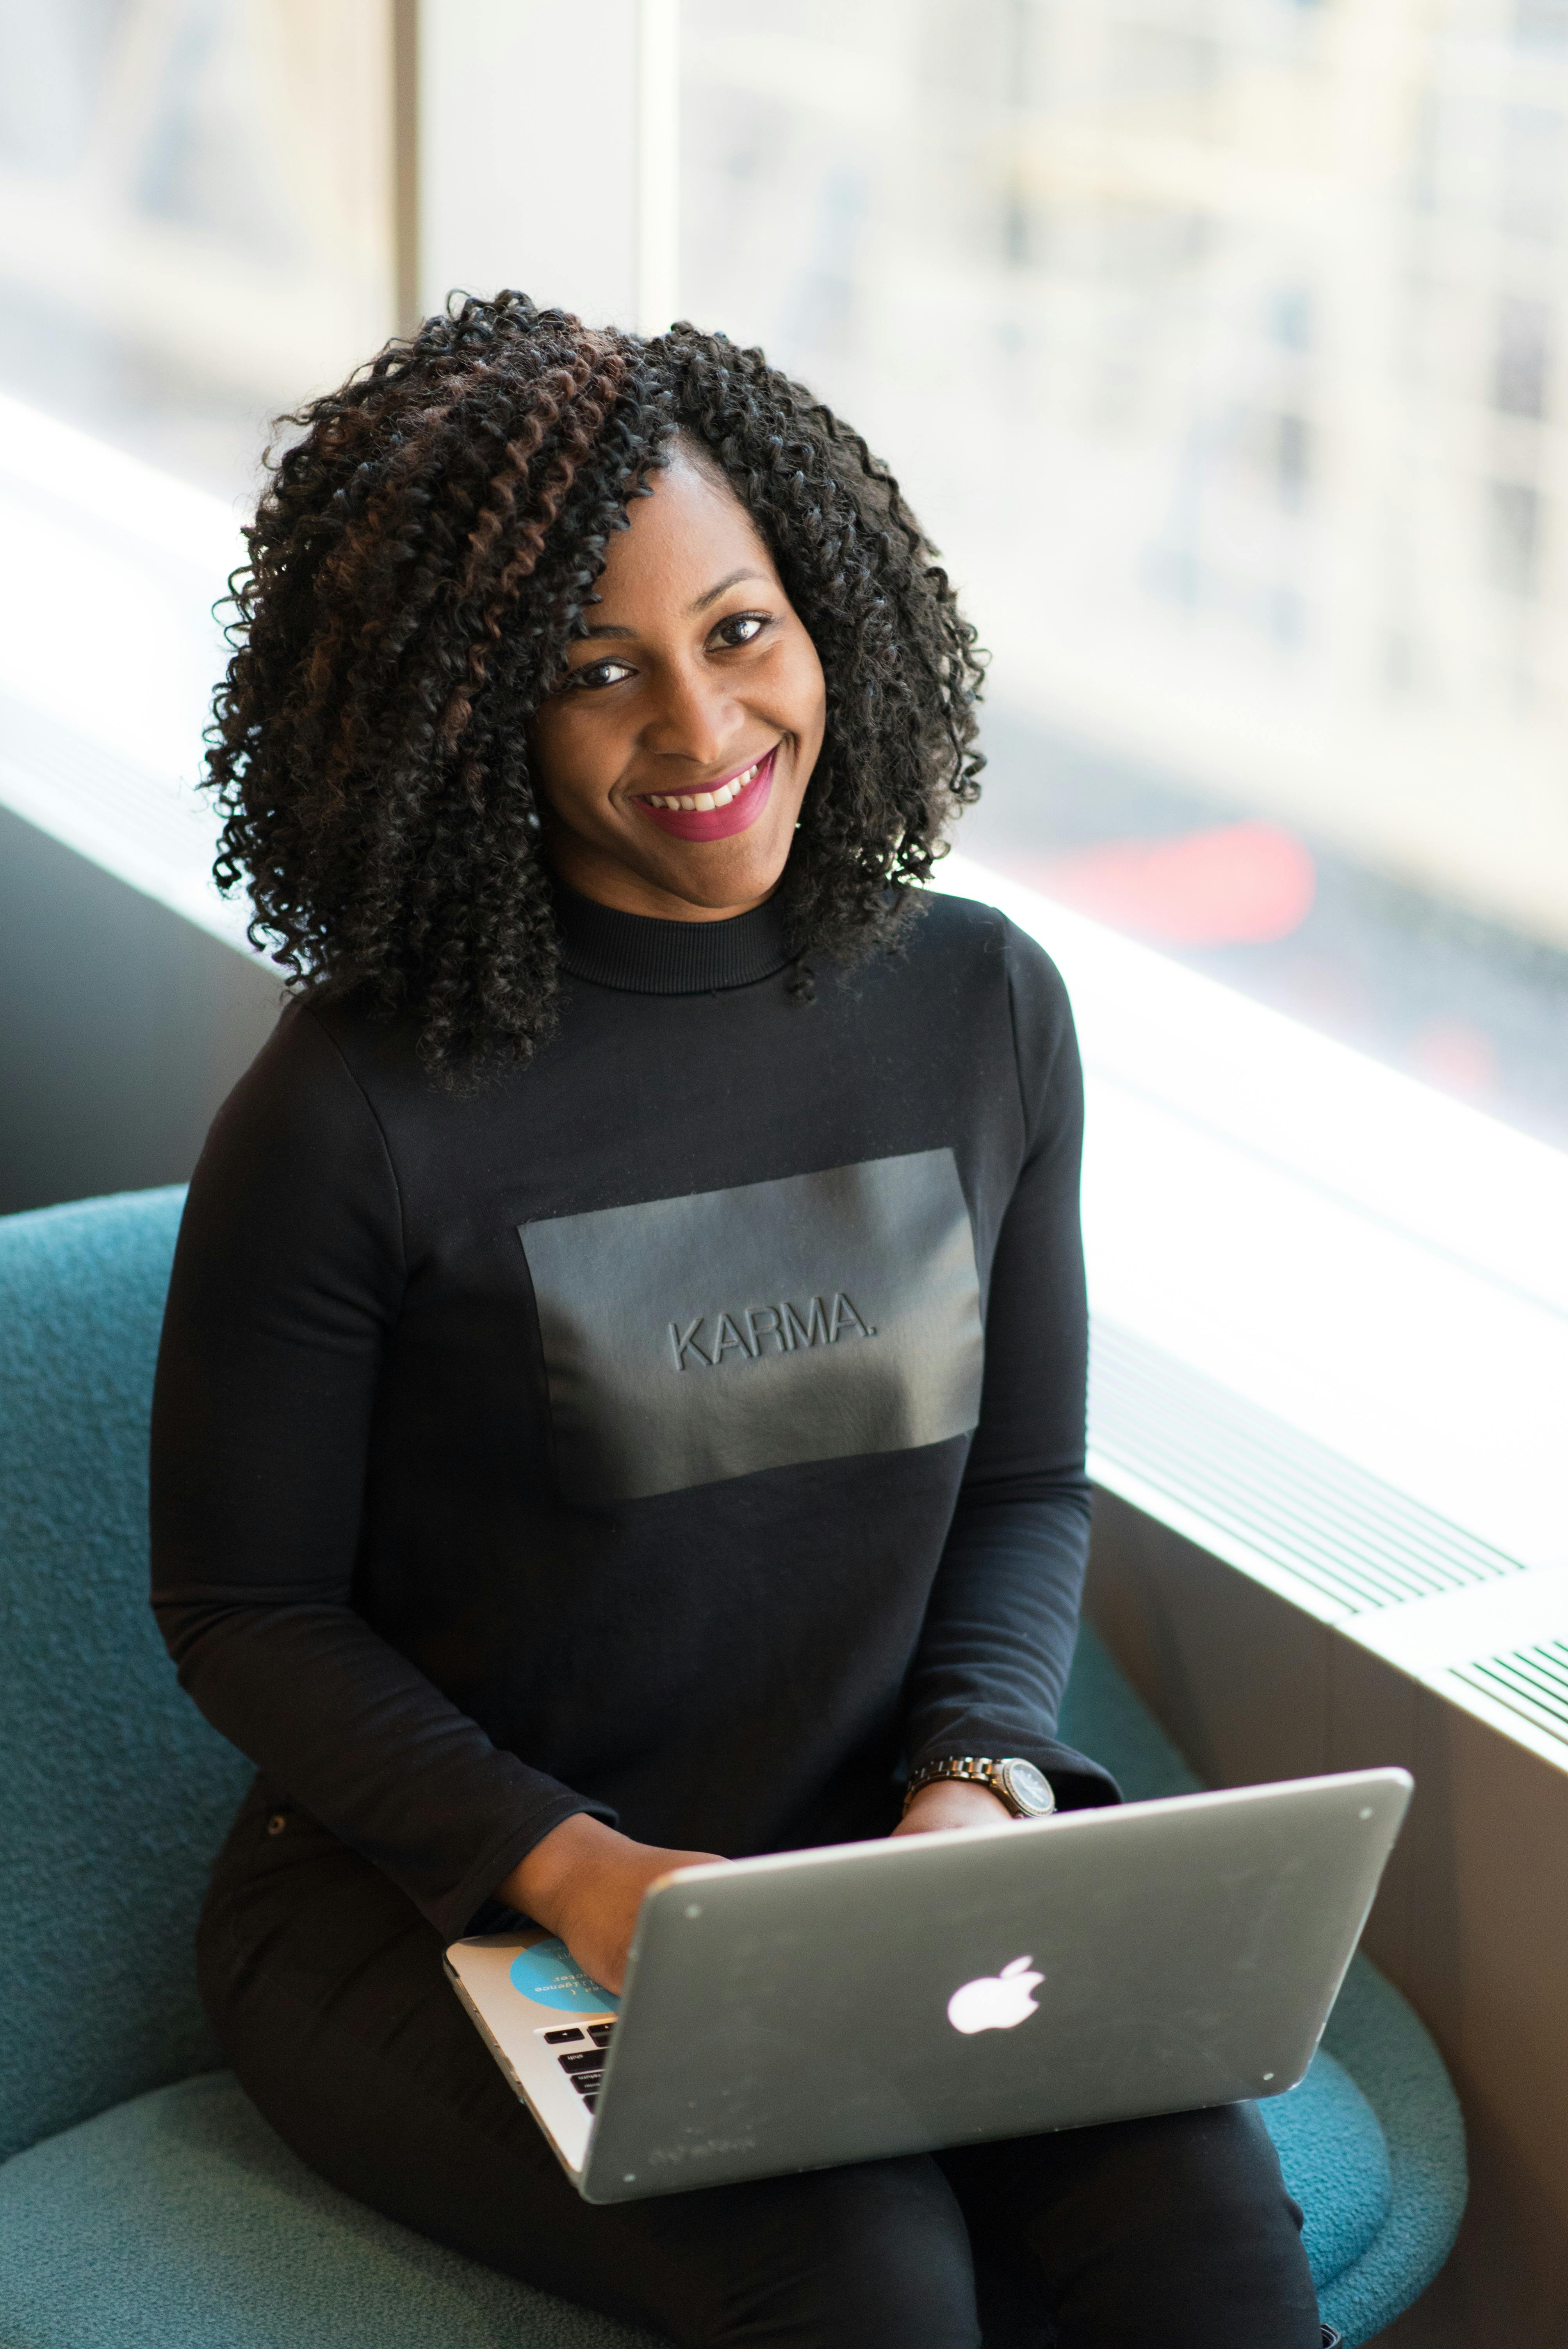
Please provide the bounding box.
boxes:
[1003,823,1317,946]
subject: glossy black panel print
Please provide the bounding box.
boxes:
[519,1150,984,1502]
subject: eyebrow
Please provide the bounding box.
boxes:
[580,567,770,639]
[689,565,769,614]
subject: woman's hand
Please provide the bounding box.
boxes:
[496,1815,723,1996]
[891,1780,1014,1838]
[500,1786,1009,1996]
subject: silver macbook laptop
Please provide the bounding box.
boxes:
[445,1766,1411,2205]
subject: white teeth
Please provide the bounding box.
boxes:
[644,754,768,814]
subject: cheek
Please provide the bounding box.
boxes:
[529,708,610,817]
[782,634,828,745]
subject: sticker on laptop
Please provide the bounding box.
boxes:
[509,1937,620,2014]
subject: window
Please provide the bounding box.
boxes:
[679,0,1568,1150]
[0,0,397,934]
[0,0,395,497]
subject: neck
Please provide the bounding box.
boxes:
[551,877,793,995]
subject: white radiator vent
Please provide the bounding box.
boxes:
[1089,1318,1524,1614]
[1449,1643,1568,1749]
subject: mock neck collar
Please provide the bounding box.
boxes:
[553,880,793,995]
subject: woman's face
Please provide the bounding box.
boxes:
[529,449,827,921]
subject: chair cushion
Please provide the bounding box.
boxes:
[0,2073,658,2349]
[1313,1957,1468,2347]
[0,1189,250,2162]
[1061,1626,1466,2344]
[1256,2045,1390,2282]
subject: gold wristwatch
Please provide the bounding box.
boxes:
[902,1756,1057,1819]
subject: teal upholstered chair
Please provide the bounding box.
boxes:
[0,1189,1465,2347]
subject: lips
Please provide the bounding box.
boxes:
[631,745,778,842]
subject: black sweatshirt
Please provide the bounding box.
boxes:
[150,886,1117,1945]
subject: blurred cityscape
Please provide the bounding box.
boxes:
[0,0,1564,1142]
[0,1,392,494]
[681,0,1568,1144]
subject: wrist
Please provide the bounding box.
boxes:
[496,1812,623,1932]
[904,1755,1056,1820]
[896,1779,1011,1834]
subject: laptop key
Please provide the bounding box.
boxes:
[570,2073,602,2096]
[588,2024,614,2046]
[543,2028,585,2044]
[559,2050,604,2075]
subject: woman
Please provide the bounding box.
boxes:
[151,292,1326,2347]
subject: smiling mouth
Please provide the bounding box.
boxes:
[631,744,780,842]
[637,747,774,814]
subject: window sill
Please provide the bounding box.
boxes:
[937,852,1568,1771]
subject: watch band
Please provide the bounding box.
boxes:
[902,1756,1057,1818]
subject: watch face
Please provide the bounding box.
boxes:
[998,1759,1055,1816]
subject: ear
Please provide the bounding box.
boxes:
[1000,1956,1036,1978]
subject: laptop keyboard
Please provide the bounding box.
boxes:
[541,2021,615,2110]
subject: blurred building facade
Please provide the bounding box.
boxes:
[1,0,1564,1153]
[681,1,1568,1098]
[0,0,394,495]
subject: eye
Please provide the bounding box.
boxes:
[712,611,770,650]
[563,657,636,693]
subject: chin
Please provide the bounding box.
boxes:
[675,864,783,911]
[660,835,793,908]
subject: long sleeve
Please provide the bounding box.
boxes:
[155,890,1111,1900]
[149,1005,608,1942]
[902,934,1120,1811]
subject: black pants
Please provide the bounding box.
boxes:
[199,1785,1325,2349]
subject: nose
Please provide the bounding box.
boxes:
[640,649,742,774]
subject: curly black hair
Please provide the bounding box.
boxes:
[205,291,985,1077]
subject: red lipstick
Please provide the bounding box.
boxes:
[632,745,778,842]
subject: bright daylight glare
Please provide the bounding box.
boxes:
[678,0,1568,1151]
[2,0,1566,1147]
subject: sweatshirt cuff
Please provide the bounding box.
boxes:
[432,1788,618,1945]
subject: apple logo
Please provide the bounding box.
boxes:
[946,1955,1044,2035]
